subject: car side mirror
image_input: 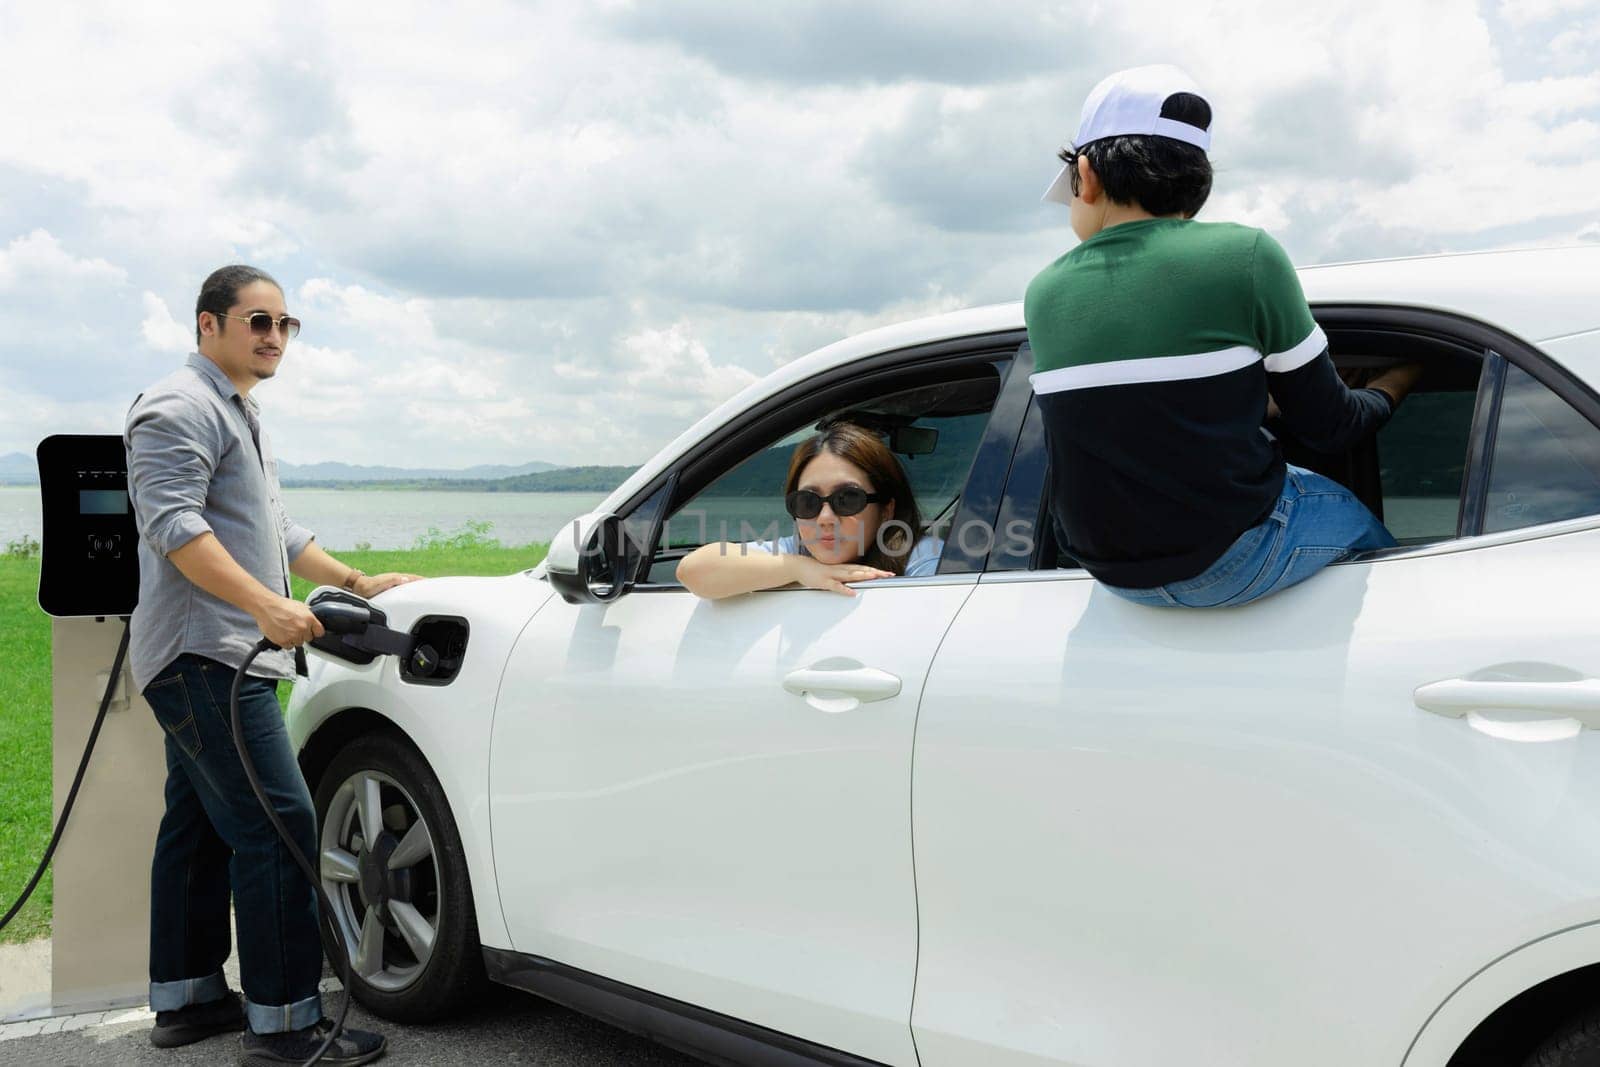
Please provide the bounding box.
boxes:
[545,511,632,605]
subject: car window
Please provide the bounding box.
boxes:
[1482,362,1600,534]
[1375,390,1476,543]
[648,368,1004,580]
[660,430,803,551]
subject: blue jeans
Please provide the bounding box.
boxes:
[1106,466,1396,609]
[143,654,323,1034]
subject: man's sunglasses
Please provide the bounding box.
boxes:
[216,312,301,339]
[785,486,889,520]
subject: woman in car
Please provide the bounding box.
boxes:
[677,420,944,599]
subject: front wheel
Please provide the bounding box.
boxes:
[313,731,484,1021]
[1527,1007,1600,1067]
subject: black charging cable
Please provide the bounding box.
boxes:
[0,618,130,934]
[232,637,352,1067]
[232,598,404,1067]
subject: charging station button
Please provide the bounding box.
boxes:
[88,534,123,559]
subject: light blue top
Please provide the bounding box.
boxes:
[742,534,944,577]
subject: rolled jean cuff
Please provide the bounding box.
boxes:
[149,970,228,1011]
[246,992,322,1034]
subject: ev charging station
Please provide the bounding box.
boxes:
[28,434,168,1016]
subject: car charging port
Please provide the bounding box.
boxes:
[402,616,469,685]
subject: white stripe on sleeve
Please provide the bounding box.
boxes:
[1263,325,1328,375]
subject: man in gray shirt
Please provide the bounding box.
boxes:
[126,265,416,1064]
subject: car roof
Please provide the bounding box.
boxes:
[1297,245,1600,344]
[601,245,1600,512]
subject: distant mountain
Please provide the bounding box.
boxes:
[278,459,562,484]
[477,465,636,492]
[305,465,638,493]
[0,450,622,491]
[0,452,37,485]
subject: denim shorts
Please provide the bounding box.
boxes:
[1106,466,1396,609]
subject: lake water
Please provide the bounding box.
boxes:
[0,486,610,552]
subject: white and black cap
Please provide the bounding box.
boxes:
[1043,65,1213,205]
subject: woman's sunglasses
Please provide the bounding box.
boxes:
[785,486,889,520]
[216,312,302,339]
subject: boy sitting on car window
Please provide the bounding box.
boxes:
[1024,65,1422,608]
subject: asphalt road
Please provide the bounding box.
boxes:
[6,980,705,1066]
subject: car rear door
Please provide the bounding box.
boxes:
[910,323,1600,1067]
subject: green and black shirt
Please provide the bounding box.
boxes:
[1024,219,1393,588]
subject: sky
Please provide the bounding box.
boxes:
[0,0,1596,468]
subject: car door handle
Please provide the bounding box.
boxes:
[783,666,901,713]
[1414,669,1600,741]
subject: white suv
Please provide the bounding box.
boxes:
[288,246,1600,1067]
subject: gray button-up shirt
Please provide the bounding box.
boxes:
[124,353,315,690]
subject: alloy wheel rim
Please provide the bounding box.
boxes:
[319,769,442,992]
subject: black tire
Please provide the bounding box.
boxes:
[1527,1007,1600,1067]
[312,730,485,1022]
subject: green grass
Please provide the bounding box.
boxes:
[0,543,547,945]
[0,556,51,943]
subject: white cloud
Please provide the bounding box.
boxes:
[140,293,192,353]
[617,321,759,411]
[0,0,1597,467]
[0,382,132,453]
[257,284,761,467]
[0,229,124,291]
[1098,0,1600,261]
[1498,0,1598,26]
[0,231,168,407]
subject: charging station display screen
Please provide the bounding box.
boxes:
[39,435,139,617]
[79,489,129,515]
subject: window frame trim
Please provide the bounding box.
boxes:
[984,394,1050,573]
[1457,350,1507,538]
[936,341,1035,574]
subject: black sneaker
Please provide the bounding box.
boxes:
[239,1017,387,1066]
[149,990,246,1048]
